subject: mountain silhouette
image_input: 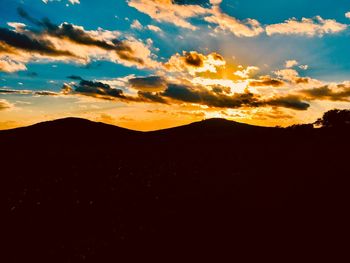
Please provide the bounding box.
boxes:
[2,118,349,261]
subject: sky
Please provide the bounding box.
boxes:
[1,0,350,130]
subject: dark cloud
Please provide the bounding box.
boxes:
[263,95,310,110]
[0,88,59,96]
[35,91,58,96]
[162,84,261,108]
[129,76,167,92]
[116,50,144,65]
[295,77,309,84]
[184,52,204,67]
[74,80,126,99]
[67,75,83,80]
[138,91,168,103]
[0,89,21,94]
[0,8,146,72]
[161,83,310,110]
[61,75,311,111]
[0,27,75,57]
[17,8,131,52]
[172,0,211,7]
[249,77,285,87]
[211,85,231,94]
[18,7,142,64]
[299,84,350,101]
[65,78,145,102]
[17,7,42,27]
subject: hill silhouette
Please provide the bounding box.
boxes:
[2,117,350,261]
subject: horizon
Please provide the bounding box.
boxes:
[0,116,272,132]
[1,0,350,130]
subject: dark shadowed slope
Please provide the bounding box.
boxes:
[0,117,140,141]
[2,118,350,261]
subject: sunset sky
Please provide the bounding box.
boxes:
[1,0,350,130]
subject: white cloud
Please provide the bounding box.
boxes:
[204,6,264,37]
[266,16,347,36]
[0,58,27,73]
[42,0,80,4]
[147,25,162,33]
[210,0,223,5]
[285,60,298,68]
[128,0,209,30]
[234,66,259,79]
[131,19,143,30]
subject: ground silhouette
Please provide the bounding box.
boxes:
[2,114,350,261]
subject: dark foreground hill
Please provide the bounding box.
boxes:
[2,118,350,261]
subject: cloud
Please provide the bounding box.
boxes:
[346,12,350,19]
[159,82,309,110]
[299,65,309,70]
[249,76,285,87]
[160,83,260,108]
[285,60,298,68]
[131,20,143,30]
[62,78,151,103]
[137,91,168,103]
[266,16,347,36]
[0,26,75,57]
[146,25,162,32]
[129,1,347,39]
[0,57,27,73]
[0,9,159,72]
[262,95,310,111]
[67,75,83,80]
[204,6,264,37]
[96,113,116,124]
[61,83,73,94]
[165,51,225,75]
[251,108,294,121]
[60,74,310,111]
[129,76,168,92]
[127,0,210,30]
[0,99,13,111]
[42,0,80,5]
[299,84,350,101]
[234,66,259,79]
[0,88,60,96]
[274,68,311,84]
[128,0,263,37]
[70,80,127,99]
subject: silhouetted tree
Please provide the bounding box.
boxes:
[315,109,350,128]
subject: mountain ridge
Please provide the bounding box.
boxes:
[0,116,274,134]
